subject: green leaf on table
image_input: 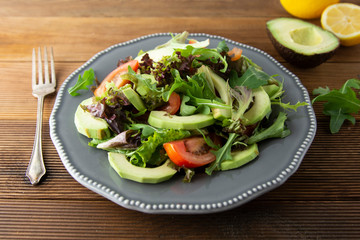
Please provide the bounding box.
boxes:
[312,78,360,134]
[68,68,96,96]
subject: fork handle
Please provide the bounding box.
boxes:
[26,95,46,184]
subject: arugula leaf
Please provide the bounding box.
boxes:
[272,101,308,112]
[312,78,360,133]
[196,128,220,150]
[180,95,197,116]
[312,86,330,96]
[229,66,270,89]
[128,123,158,138]
[247,112,290,145]
[180,95,211,116]
[324,107,356,133]
[68,68,96,96]
[205,132,238,175]
[240,55,262,75]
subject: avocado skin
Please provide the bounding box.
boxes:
[266,28,338,68]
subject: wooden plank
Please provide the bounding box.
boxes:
[1,0,359,19]
[0,0,287,18]
[0,17,359,63]
[0,199,358,239]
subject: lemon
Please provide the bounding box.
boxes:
[321,3,360,46]
[280,0,340,19]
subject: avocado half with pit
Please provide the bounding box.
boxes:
[266,18,340,68]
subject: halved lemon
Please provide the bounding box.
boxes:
[321,3,360,46]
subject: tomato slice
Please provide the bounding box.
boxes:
[227,47,243,61]
[163,137,216,168]
[159,92,181,115]
[94,60,139,97]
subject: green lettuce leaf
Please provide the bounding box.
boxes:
[127,128,191,167]
[176,45,228,73]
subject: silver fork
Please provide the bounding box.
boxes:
[26,47,56,185]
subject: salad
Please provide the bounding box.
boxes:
[68,31,306,183]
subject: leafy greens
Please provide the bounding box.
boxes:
[68,69,96,96]
[313,78,360,133]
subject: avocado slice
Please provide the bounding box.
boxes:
[262,84,283,99]
[266,18,339,68]
[148,110,215,130]
[197,66,231,120]
[121,84,146,112]
[220,144,259,171]
[243,87,271,126]
[262,84,280,98]
[74,98,111,139]
[108,152,177,184]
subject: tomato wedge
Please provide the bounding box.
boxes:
[159,92,181,115]
[163,137,216,168]
[188,39,198,44]
[227,47,243,61]
[94,60,139,97]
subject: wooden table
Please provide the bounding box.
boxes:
[1,0,360,238]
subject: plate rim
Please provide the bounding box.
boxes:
[50,32,317,214]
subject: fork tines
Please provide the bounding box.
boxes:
[32,47,56,88]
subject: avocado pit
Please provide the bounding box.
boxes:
[290,27,323,46]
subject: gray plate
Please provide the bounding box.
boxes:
[50,33,316,214]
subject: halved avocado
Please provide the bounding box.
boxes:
[267,18,340,68]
